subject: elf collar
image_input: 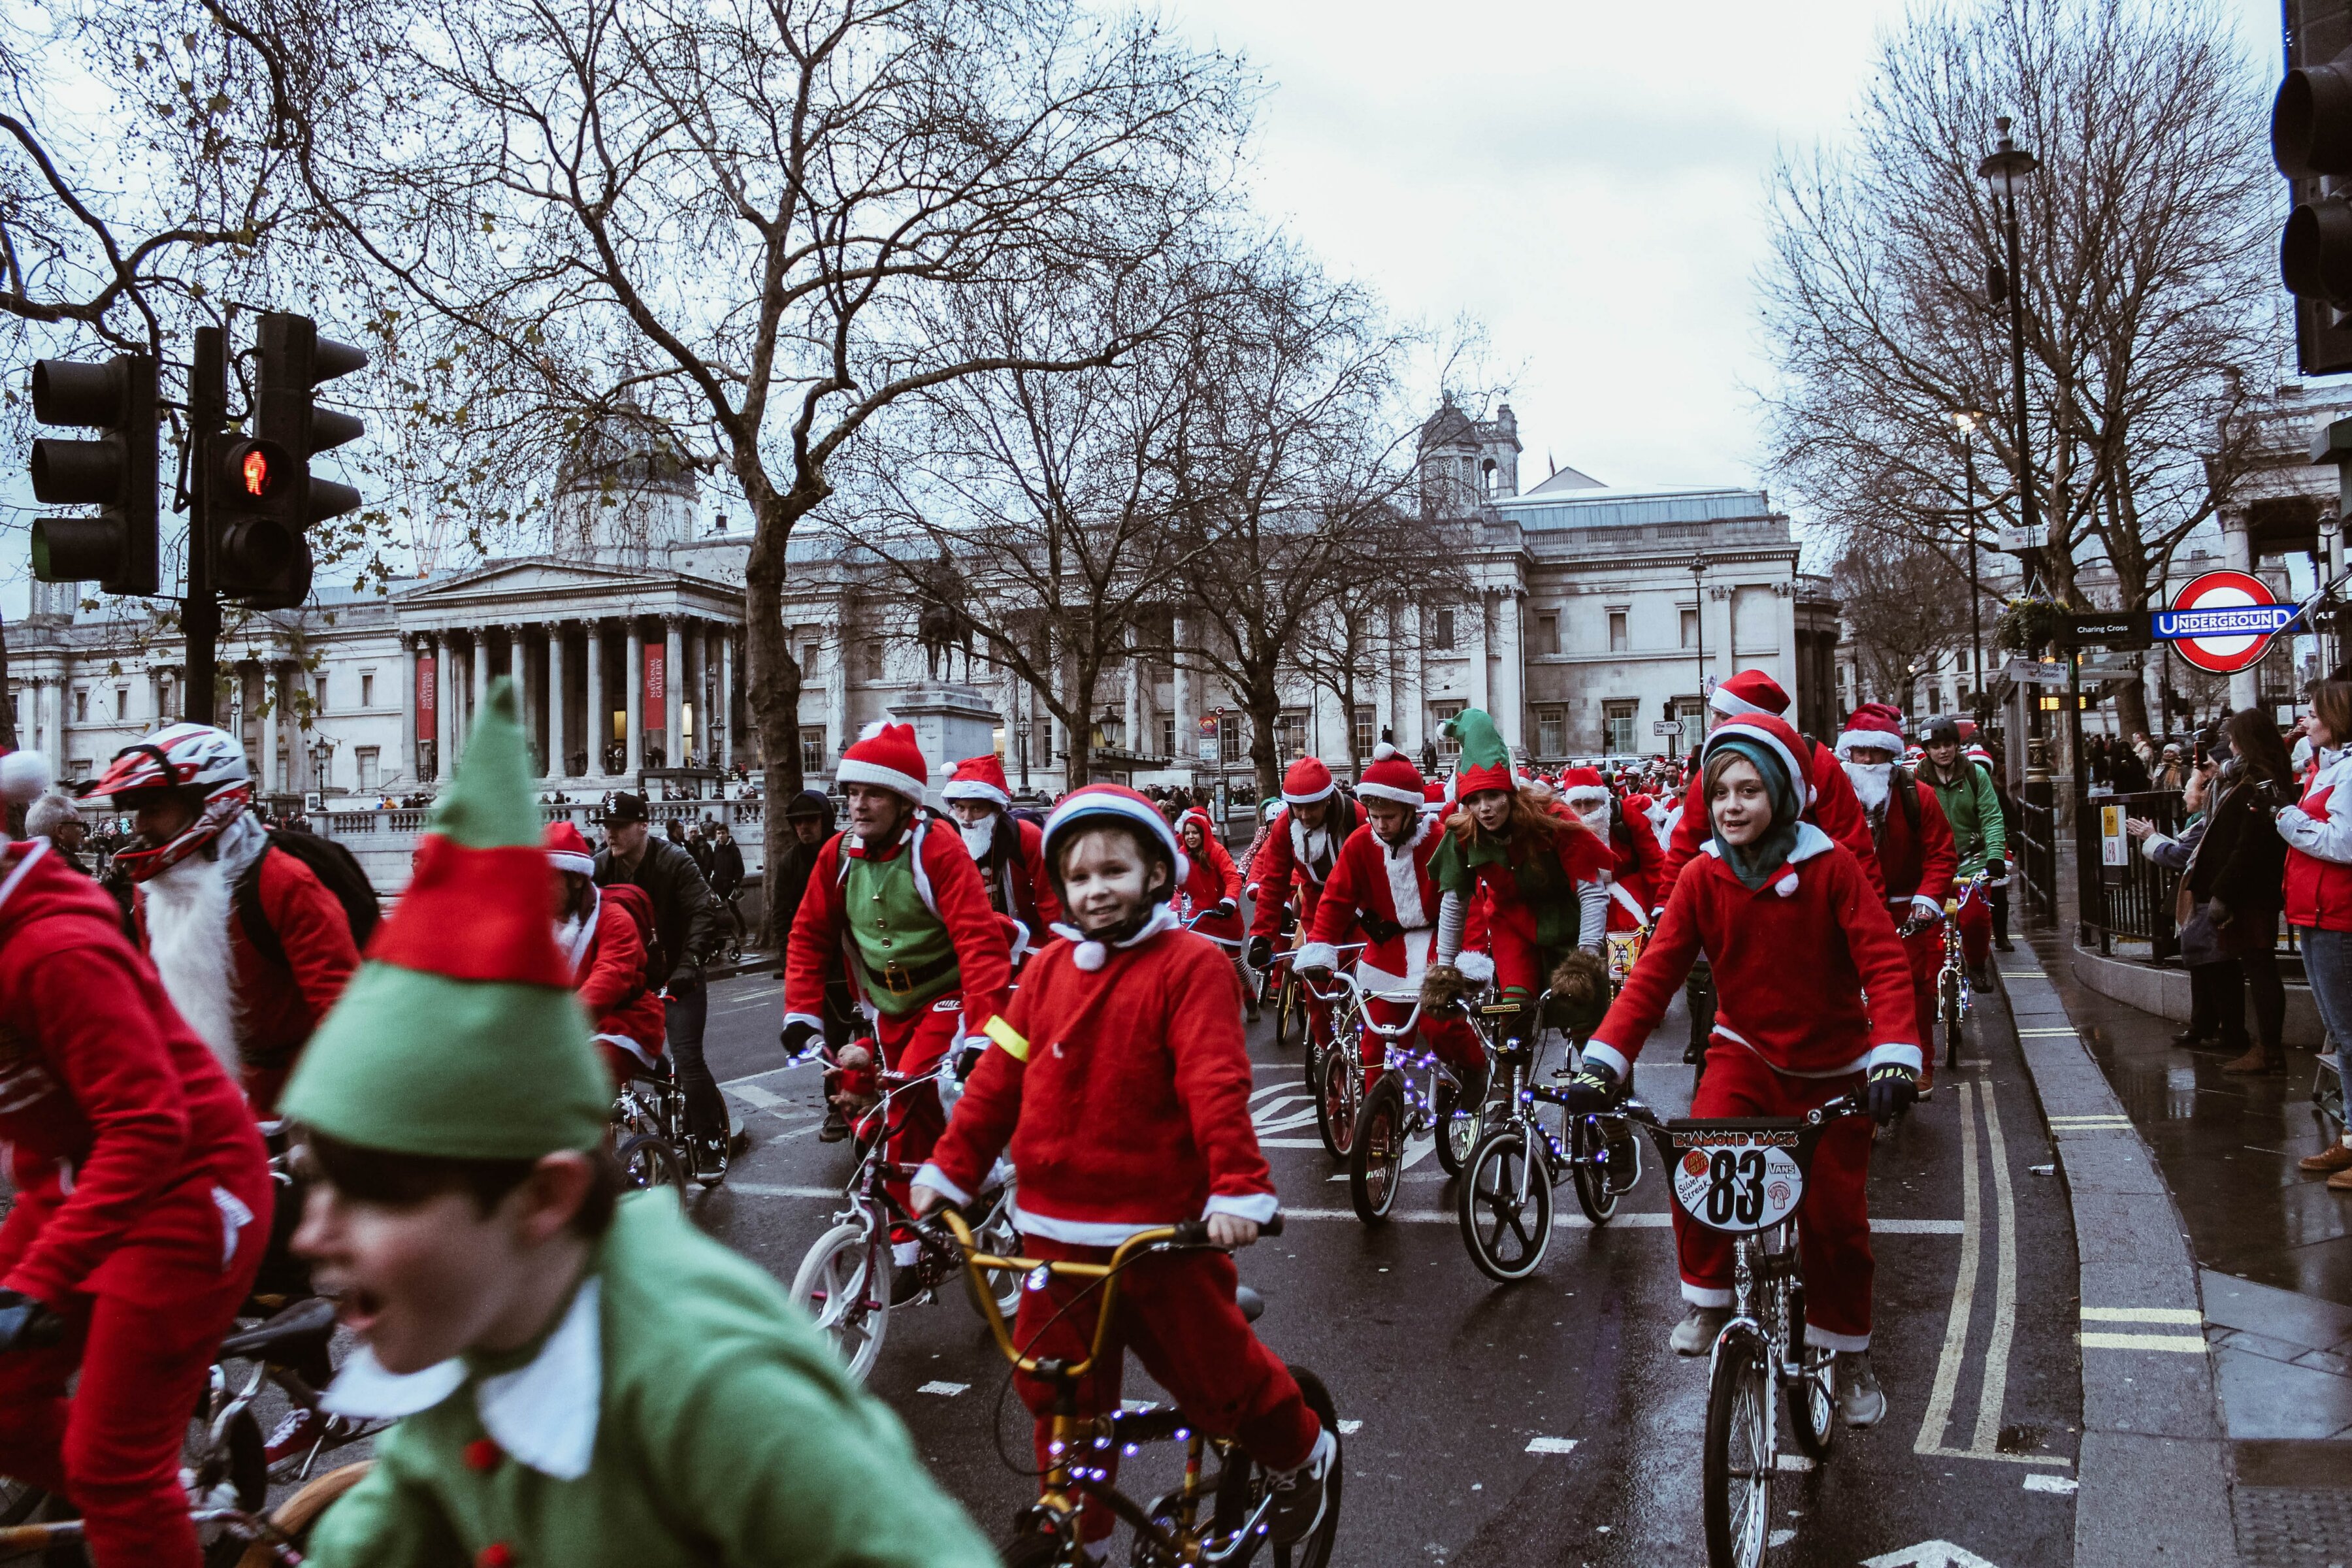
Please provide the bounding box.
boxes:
[1049,902,1179,972]
[1699,822,1834,896]
[321,1275,604,1480]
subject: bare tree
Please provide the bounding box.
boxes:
[1831,532,1981,708]
[218,0,1250,940]
[1759,0,2276,738]
[1289,511,1471,778]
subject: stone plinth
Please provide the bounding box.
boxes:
[887,683,1003,804]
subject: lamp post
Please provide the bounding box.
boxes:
[1690,555,1708,745]
[1978,118,2042,565]
[1955,410,1989,725]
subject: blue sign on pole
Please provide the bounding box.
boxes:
[2151,604,2302,640]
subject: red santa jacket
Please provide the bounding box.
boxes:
[0,840,271,1310]
[917,924,1275,1243]
[973,815,1064,957]
[1247,798,1367,941]
[1659,738,1884,906]
[135,841,360,1112]
[564,890,666,1062]
[1586,826,1920,1083]
[1175,809,1243,943]
[781,817,1012,1039]
[1869,772,1959,917]
[1606,806,1667,932]
[1298,817,1444,988]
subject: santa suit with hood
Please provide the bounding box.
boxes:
[941,754,1062,960]
[1296,746,1486,1086]
[547,822,669,1087]
[1560,766,1665,933]
[0,748,272,1568]
[1584,713,1918,1352]
[1835,704,1957,1092]
[1248,758,1365,1047]
[1656,671,1884,911]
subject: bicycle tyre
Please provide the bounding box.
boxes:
[1275,1365,1344,1568]
[1274,973,1300,1051]
[996,1524,1066,1567]
[231,1461,374,1568]
[1314,1045,1360,1161]
[968,1189,1025,1320]
[1457,1127,1552,1282]
[1433,1083,1480,1176]
[1570,1115,1621,1226]
[1786,1286,1837,1460]
[1942,987,1966,1072]
[787,1221,891,1383]
[1348,1077,1407,1224]
[1703,1334,1774,1568]
[615,1134,689,1200]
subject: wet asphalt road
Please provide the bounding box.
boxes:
[687,958,2085,1568]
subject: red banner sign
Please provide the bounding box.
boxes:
[644,648,666,730]
[417,655,436,740]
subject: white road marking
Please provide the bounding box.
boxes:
[2015,1027,2079,1037]
[1775,1453,1813,1472]
[1916,1079,1982,1460]
[1337,1420,1362,1435]
[1972,1077,2021,1454]
[2080,1306,2200,1324]
[729,1083,785,1110]
[2075,1331,2207,1352]
[720,1064,805,1090]
[1768,1528,1796,1548]
[1259,1137,1330,1149]
[728,1183,843,1199]
[918,1380,969,1396]
[2023,1474,2078,1495]
[1863,1543,2004,1568]
[1524,1436,1576,1455]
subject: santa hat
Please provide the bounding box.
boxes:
[836,721,929,802]
[1560,765,1610,812]
[1356,742,1426,806]
[1708,669,1791,719]
[1700,711,1816,810]
[1422,779,1451,813]
[1834,702,1908,761]
[940,753,1012,810]
[283,678,607,1160]
[1965,743,1995,769]
[0,747,50,809]
[544,819,596,877]
[1043,784,1189,890]
[1281,756,1336,805]
[1446,707,1518,798]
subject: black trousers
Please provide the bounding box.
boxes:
[2217,945,2287,1056]
[1988,880,2010,943]
[664,972,730,1144]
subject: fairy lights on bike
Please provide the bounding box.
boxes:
[1026,1266,1051,1292]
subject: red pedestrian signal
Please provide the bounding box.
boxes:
[240,446,272,498]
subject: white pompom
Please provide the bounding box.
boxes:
[857,720,892,742]
[0,750,52,808]
[1371,742,1399,762]
[1774,871,1800,897]
[1073,940,1107,972]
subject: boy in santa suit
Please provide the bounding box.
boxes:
[97,723,359,1113]
[0,745,274,1568]
[1654,670,1883,911]
[1560,766,1664,932]
[1176,808,1252,1011]
[779,723,1012,1267]
[1294,745,1488,1100]
[940,753,1062,958]
[911,786,1334,1553]
[1567,712,1919,1426]
[1834,704,1958,1097]
[546,821,669,1088]
[1247,757,1366,1047]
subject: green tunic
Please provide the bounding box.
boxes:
[304,1194,995,1568]
[843,849,959,1018]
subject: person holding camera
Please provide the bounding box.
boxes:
[2181,713,2291,1075]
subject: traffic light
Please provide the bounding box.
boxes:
[2275,1,2352,373]
[207,311,366,609]
[27,354,159,596]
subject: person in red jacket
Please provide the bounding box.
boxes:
[1655,670,1883,909]
[1176,808,1252,1010]
[97,725,359,1114]
[1560,766,1665,931]
[1834,704,1958,1096]
[941,753,1062,960]
[1569,712,1918,1426]
[911,785,1333,1550]
[779,723,1012,1269]
[1247,758,1366,1047]
[0,751,274,1568]
[545,822,667,1086]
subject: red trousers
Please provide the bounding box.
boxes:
[0,1177,269,1568]
[1673,1045,1875,1351]
[855,999,960,1211]
[1897,917,1941,1092]
[1360,994,1486,1091]
[1956,889,1992,968]
[1013,1234,1319,1544]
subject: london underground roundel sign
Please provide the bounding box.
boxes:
[2153,570,2299,675]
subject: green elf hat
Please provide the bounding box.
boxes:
[282,678,606,1159]
[1446,707,1519,799]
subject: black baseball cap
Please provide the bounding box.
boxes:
[600,792,650,825]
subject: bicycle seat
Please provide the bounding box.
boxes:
[1235,1285,1265,1324]
[219,1296,337,1362]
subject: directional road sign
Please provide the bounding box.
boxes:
[2151,569,2300,674]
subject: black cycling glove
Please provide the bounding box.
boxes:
[779,1021,817,1061]
[1564,1060,1622,1114]
[0,1290,63,1355]
[1867,1062,1919,1124]
[1246,936,1273,971]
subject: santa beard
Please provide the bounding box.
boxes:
[1565,793,1610,840]
[1843,760,1893,813]
[144,851,242,1077]
[959,813,997,860]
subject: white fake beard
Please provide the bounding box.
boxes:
[1843,760,1893,812]
[959,815,996,859]
[144,851,242,1077]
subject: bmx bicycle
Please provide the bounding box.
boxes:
[1294,967,1484,1221]
[918,1210,1341,1568]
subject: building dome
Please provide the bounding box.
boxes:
[547,404,700,570]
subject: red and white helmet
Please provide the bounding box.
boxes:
[96,723,254,883]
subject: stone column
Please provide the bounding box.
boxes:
[584,619,606,777]
[545,622,566,783]
[664,615,685,769]
[506,623,534,772]
[2223,511,2261,711]
[825,610,850,768]
[227,668,246,777]
[1373,606,1396,747]
[1466,593,1491,715]
[1171,615,1193,771]
[398,633,418,785]
[260,665,282,794]
[625,619,644,776]
[718,630,735,768]
[1494,591,1524,751]
[470,631,490,764]
[436,633,455,777]
[1400,601,1426,753]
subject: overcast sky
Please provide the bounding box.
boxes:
[1166,0,2283,498]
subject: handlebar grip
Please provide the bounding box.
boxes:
[1261,1213,1285,1238]
[1169,1220,1211,1247]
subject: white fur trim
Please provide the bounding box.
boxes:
[1008,1201,1168,1247]
[1834,727,1903,760]
[1204,1192,1280,1224]
[0,751,51,807]
[834,758,929,800]
[1356,779,1427,806]
[547,850,595,877]
[1580,1040,1631,1079]
[1454,950,1495,986]
[1788,823,1835,862]
[144,851,241,1076]
[1282,780,1337,804]
[1293,940,1341,973]
[912,1161,972,1207]
[1702,720,1814,810]
[1682,1281,1735,1307]
[1708,686,1771,717]
[1910,894,1944,919]
[941,779,1013,808]
[1869,1042,1924,1073]
[1380,823,1429,929]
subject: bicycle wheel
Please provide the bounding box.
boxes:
[1315,1045,1360,1160]
[1434,1081,1480,1176]
[968,1188,1025,1320]
[615,1134,689,1200]
[1703,1334,1774,1568]
[1786,1284,1838,1460]
[1348,1077,1407,1224]
[787,1221,891,1382]
[1942,981,1966,1072]
[232,1461,374,1568]
[1570,1115,1620,1226]
[997,1524,1067,1567]
[1274,972,1301,1051]
[1275,1365,1344,1568]
[1458,1127,1552,1282]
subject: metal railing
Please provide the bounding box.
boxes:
[2015,781,2058,923]
[2075,789,2185,957]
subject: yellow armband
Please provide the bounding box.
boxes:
[983,1015,1030,1062]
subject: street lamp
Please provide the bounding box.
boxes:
[1978,118,2042,563]
[1690,555,1708,743]
[1954,409,1989,724]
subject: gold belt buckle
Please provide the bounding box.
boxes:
[882,960,913,996]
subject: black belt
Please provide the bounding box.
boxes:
[860,949,958,998]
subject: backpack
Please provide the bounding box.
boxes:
[600,881,668,999]
[1891,764,1922,838]
[234,826,382,969]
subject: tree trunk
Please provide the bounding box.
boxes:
[1248,676,1281,802]
[745,485,817,954]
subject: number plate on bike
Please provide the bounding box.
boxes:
[1669,1134,1804,1233]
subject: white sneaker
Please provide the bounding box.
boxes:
[1835,1350,1886,1427]
[1268,1427,1337,1544]
[1671,1305,1731,1357]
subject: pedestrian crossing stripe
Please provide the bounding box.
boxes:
[2001,969,2050,977]
[2016,1028,2080,1037]
[1525,1437,1577,1455]
[2075,1331,2206,1352]
[2025,1474,2079,1495]
[2080,1306,2201,1324]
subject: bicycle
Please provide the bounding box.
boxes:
[1452,985,1644,1281]
[606,1046,694,1198]
[919,1210,1341,1568]
[786,1050,1021,1383]
[1298,968,1484,1222]
[1899,869,1989,1078]
[1618,1093,1870,1568]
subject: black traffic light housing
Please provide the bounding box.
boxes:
[2276,1,2352,374]
[27,355,159,596]
[206,311,367,610]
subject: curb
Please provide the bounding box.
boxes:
[704,953,778,983]
[1999,934,2241,1567]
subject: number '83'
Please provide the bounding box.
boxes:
[1705,1149,1768,1227]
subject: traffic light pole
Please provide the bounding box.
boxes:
[184,325,225,724]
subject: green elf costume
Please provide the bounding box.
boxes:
[284,679,992,1568]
